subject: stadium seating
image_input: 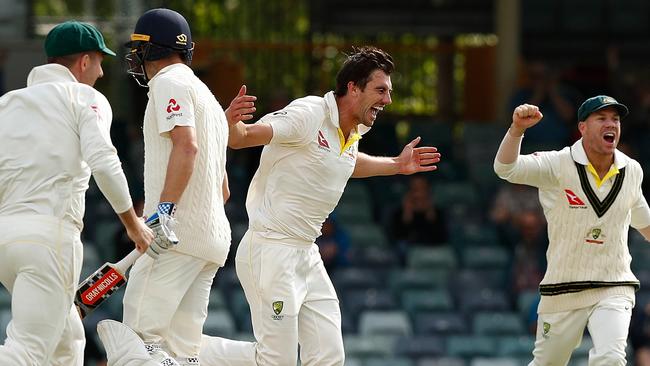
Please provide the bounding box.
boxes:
[358,310,413,337]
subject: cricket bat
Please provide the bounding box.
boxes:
[75,249,142,319]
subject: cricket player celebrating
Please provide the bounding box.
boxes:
[0,21,153,365]
[200,46,440,365]
[495,96,650,365]
[101,8,230,366]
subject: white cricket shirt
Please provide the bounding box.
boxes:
[0,64,132,230]
[495,138,650,312]
[246,91,369,245]
[143,63,231,265]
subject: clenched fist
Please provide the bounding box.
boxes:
[511,104,544,136]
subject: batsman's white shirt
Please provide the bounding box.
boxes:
[495,138,650,313]
[124,63,230,360]
[0,64,132,226]
[247,91,369,244]
[142,63,230,264]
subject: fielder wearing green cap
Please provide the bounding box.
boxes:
[494,97,650,365]
[45,20,116,58]
[0,20,154,366]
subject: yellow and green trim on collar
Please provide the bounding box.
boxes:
[337,128,361,155]
[586,163,619,188]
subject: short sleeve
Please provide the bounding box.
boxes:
[152,76,195,136]
[261,99,323,147]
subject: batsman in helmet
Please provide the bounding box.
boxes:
[98,8,232,366]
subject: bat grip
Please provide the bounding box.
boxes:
[113,249,143,276]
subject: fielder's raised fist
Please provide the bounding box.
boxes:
[512,103,544,130]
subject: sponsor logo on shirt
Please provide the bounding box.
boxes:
[167,98,181,113]
[564,189,587,208]
[317,130,330,151]
[166,98,183,120]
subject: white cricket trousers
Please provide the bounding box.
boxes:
[0,215,84,366]
[529,294,634,366]
[123,249,219,361]
[200,230,345,366]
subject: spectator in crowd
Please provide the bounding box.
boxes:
[510,209,547,295]
[490,183,543,247]
[509,59,582,148]
[389,175,447,264]
[315,215,351,273]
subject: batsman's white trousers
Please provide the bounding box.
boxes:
[200,230,345,366]
[123,249,219,361]
[0,215,84,366]
[529,294,634,366]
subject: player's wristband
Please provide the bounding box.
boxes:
[158,202,176,216]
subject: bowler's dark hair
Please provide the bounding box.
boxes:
[334,46,394,97]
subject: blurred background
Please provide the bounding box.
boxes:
[3,0,650,365]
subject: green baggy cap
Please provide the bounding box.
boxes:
[577,95,629,122]
[45,21,116,57]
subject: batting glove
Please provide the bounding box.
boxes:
[144,202,179,259]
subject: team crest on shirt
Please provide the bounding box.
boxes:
[271,301,284,320]
[542,322,551,339]
[584,227,605,245]
[166,98,183,120]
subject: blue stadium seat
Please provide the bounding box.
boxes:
[394,335,445,358]
[452,268,508,292]
[388,269,449,295]
[460,246,510,269]
[497,335,535,358]
[364,358,415,366]
[333,201,374,224]
[207,288,226,311]
[469,357,519,366]
[413,312,468,335]
[0,286,11,309]
[458,288,511,314]
[344,223,389,248]
[203,310,236,338]
[446,335,497,359]
[417,358,467,366]
[406,246,458,270]
[472,311,526,335]
[402,289,454,314]
[0,309,10,341]
[227,288,252,333]
[358,310,412,337]
[348,246,400,269]
[341,288,398,319]
[331,268,383,291]
[343,334,396,358]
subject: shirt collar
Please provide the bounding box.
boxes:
[148,63,191,86]
[27,64,78,87]
[324,91,371,136]
[570,138,629,169]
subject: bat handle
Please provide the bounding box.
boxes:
[113,249,143,276]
